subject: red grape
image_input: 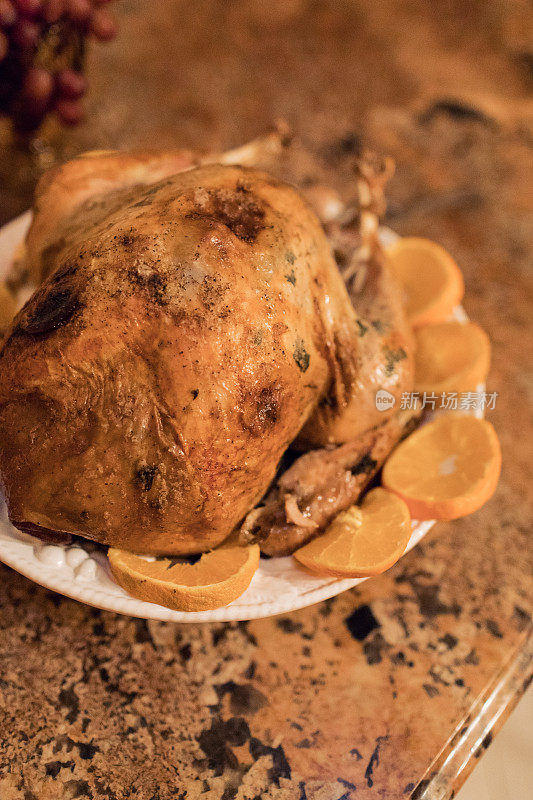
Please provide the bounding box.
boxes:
[90,6,115,40]
[54,95,84,124]
[57,67,86,97]
[14,0,42,18]
[67,0,92,24]
[11,19,40,49]
[23,65,52,105]
[0,1,17,27]
[42,0,65,24]
[10,65,52,128]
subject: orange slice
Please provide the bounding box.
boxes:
[382,415,501,521]
[294,487,412,578]
[109,542,260,612]
[386,237,464,327]
[415,321,491,394]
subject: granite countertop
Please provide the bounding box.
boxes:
[0,2,532,798]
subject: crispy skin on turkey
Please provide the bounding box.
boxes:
[239,221,417,556]
[24,150,196,286]
[237,146,416,556]
[0,161,370,554]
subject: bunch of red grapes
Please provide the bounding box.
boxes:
[0,0,116,130]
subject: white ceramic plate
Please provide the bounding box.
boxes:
[0,214,480,622]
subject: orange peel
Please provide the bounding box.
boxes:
[294,487,412,578]
[382,415,501,520]
[109,542,260,612]
[386,236,464,327]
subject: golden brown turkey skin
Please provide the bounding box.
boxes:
[0,163,363,554]
[298,248,414,445]
[25,149,196,285]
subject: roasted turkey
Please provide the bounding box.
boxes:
[0,138,413,555]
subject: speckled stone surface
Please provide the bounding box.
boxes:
[0,2,532,798]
